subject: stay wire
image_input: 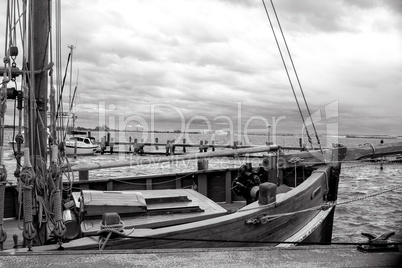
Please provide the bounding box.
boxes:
[261,0,314,148]
[268,0,324,155]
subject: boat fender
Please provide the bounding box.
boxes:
[62,209,79,240]
[258,182,277,205]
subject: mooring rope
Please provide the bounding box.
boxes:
[337,184,402,207]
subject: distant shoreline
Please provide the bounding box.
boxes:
[3,125,400,138]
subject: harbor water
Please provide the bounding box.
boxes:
[1,129,401,244]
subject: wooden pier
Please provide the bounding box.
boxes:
[96,133,304,155]
[98,133,259,155]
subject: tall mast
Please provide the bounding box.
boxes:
[29,0,50,160]
[68,45,74,110]
[67,45,75,133]
[26,0,50,246]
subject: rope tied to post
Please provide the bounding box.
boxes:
[97,212,135,250]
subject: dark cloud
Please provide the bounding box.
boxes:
[1,0,401,136]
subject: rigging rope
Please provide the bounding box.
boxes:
[261,0,324,154]
[261,0,313,148]
[337,184,402,207]
[267,0,324,155]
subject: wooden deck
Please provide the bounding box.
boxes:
[80,189,228,236]
[1,189,230,251]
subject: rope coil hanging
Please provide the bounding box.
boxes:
[51,189,66,238]
[19,148,37,251]
[0,146,8,250]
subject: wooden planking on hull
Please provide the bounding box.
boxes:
[65,165,334,250]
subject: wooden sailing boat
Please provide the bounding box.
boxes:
[0,0,401,253]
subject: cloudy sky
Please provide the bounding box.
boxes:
[2,0,402,136]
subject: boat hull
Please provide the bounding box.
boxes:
[5,164,337,251]
[65,145,98,156]
[2,163,340,252]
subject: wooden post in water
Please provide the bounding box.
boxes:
[106,133,110,147]
[165,140,170,156]
[133,138,138,154]
[74,139,77,159]
[299,138,304,151]
[171,140,175,155]
[204,140,208,152]
[267,126,272,145]
[100,137,105,154]
[380,139,384,170]
[109,135,114,154]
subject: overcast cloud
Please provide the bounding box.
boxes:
[2,0,401,136]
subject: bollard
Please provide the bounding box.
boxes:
[258,182,277,205]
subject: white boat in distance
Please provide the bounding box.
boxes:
[65,131,99,156]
